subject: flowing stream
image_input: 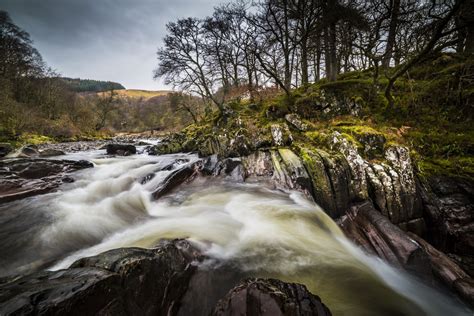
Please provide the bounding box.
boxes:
[0,144,471,315]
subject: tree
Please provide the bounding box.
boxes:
[385,0,466,109]
[95,89,118,131]
[154,18,227,115]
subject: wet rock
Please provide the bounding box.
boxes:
[408,232,474,306]
[8,145,39,158]
[285,113,308,131]
[420,175,474,276]
[242,151,274,178]
[271,149,312,196]
[270,123,293,146]
[0,240,201,316]
[38,148,65,157]
[152,165,197,200]
[301,148,352,218]
[0,143,12,157]
[0,159,93,204]
[106,144,137,156]
[338,202,432,279]
[212,278,332,316]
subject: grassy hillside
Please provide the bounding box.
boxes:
[110,89,171,100]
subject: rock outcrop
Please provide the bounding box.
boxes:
[0,240,333,316]
[212,278,332,316]
[420,175,474,277]
[106,143,137,156]
[338,202,432,278]
[0,240,202,316]
[0,159,93,204]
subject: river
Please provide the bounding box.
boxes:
[0,143,470,315]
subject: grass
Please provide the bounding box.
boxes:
[99,89,172,100]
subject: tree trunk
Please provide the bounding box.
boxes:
[300,36,309,85]
[382,0,401,68]
[328,22,338,81]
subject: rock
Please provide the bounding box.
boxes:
[0,239,202,316]
[271,149,312,196]
[420,175,474,276]
[8,145,39,158]
[328,132,423,229]
[408,232,474,306]
[300,148,352,218]
[242,151,274,178]
[38,148,65,157]
[285,113,308,131]
[0,159,93,204]
[106,144,137,156]
[338,202,432,279]
[0,143,12,157]
[212,278,332,316]
[270,123,293,146]
[329,131,369,201]
[137,141,152,146]
[152,165,197,200]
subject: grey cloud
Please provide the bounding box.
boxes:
[1,0,224,89]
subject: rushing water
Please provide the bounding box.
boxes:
[0,145,471,315]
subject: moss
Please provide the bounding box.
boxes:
[19,133,55,145]
[417,157,474,181]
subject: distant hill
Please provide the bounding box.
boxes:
[111,89,171,100]
[60,77,125,93]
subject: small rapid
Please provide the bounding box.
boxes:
[0,147,470,315]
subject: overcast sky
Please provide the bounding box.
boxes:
[2,0,225,90]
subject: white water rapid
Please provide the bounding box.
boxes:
[0,146,470,316]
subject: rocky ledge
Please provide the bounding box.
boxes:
[0,240,331,316]
[0,158,93,204]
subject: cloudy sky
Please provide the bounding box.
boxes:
[2,0,225,90]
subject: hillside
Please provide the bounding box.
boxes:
[112,89,171,99]
[60,77,125,92]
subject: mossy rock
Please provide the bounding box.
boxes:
[335,125,386,159]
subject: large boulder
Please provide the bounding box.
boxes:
[106,143,137,156]
[152,164,198,200]
[0,159,93,203]
[0,240,202,316]
[212,278,331,316]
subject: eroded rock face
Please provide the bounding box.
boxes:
[271,149,312,195]
[421,175,474,277]
[212,278,332,316]
[106,143,137,156]
[0,159,93,203]
[326,132,424,231]
[0,240,202,316]
[408,232,474,306]
[338,202,432,278]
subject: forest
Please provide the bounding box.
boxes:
[155,0,473,114]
